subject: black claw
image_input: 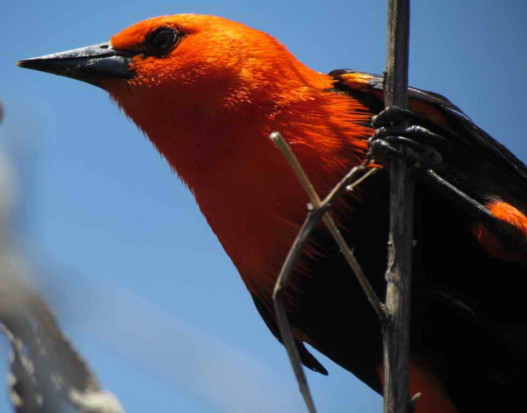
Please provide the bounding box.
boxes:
[369,139,397,164]
[371,106,415,129]
[369,107,444,169]
[370,125,447,147]
[369,135,442,168]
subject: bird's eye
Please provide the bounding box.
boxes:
[145,27,182,56]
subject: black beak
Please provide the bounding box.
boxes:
[18,42,135,86]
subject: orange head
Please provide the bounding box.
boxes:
[19,15,372,294]
[99,15,340,180]
[18,14,369,179]
[107,14,315,99]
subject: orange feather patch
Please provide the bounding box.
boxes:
[473,200,527,263]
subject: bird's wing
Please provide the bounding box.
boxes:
[330,69,527,262]
[330,69,527,196]
[328,70,527,410]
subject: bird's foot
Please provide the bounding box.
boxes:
[368,106,444,169]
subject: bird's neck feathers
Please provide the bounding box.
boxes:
[108,65,372,295]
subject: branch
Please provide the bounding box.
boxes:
[269,132,384,413]
[382,0,414,412]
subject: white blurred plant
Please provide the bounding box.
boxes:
[0,106,124,413]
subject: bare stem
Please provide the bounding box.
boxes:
[269,131,385,413]
[382,0,413,412]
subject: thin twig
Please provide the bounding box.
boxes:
[269,131,384,413]
[270,132,385,318]
[382,0,413,412]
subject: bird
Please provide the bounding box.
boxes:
[18,14,527,412]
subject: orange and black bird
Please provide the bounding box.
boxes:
[19,15,527,412]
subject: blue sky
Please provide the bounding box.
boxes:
[1,1,526,412]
